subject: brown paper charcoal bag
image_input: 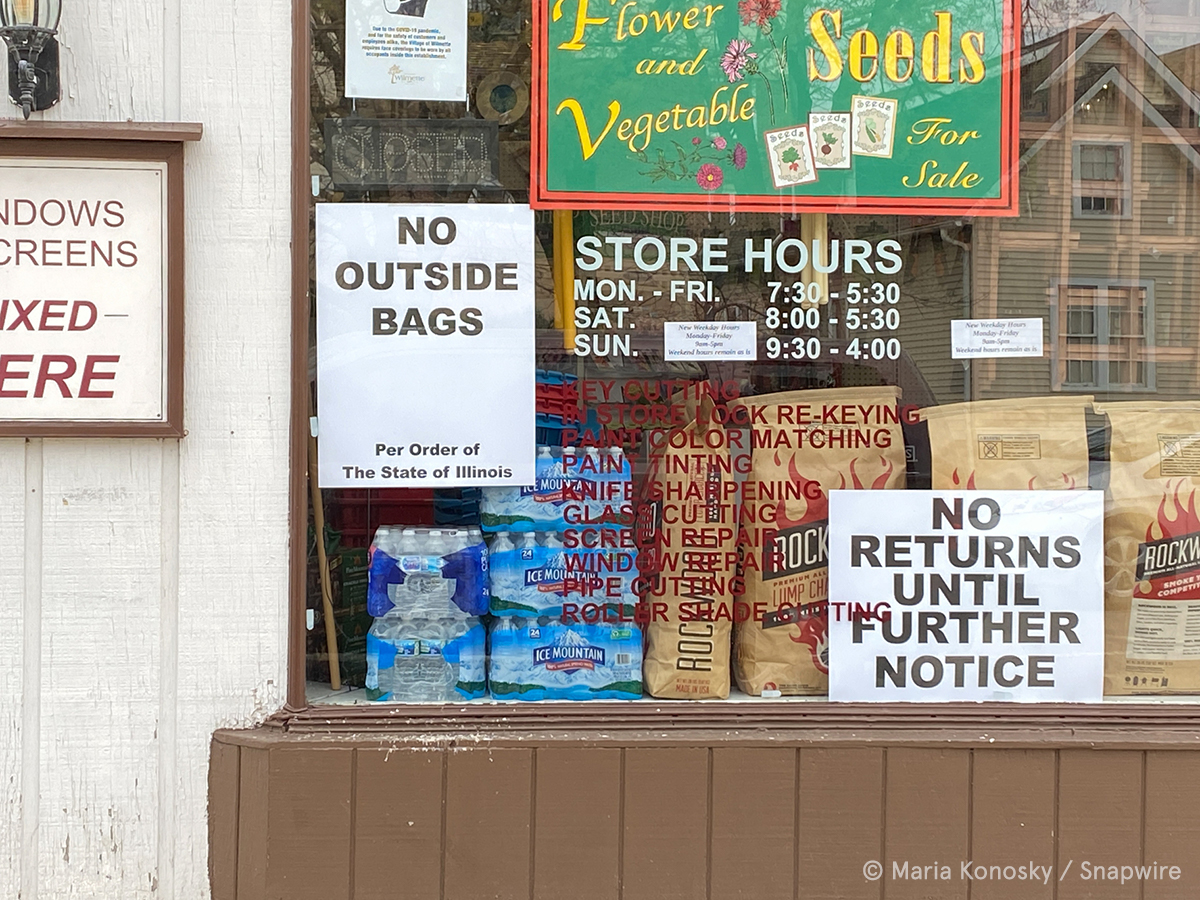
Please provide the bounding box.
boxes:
[1097,401,1200,695]
[639,393,735,699]
[919,396,1093,490]
[732,386,906,696]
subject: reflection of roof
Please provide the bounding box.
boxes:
[1031,13,1200,117]
[1022,66,1200,171]
[1021,13,1200,173]
[1022,41,1060,68]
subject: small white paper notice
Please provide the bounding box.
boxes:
[664,321,757,360]
[951,318,1044,359]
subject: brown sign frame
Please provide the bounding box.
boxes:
[0,121,201,437]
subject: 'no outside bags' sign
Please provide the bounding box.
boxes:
[828,491,1104,702]
[316,204,535,488]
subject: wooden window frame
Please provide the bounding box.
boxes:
[0,122,200,437]
[1071,139,1133,220]
[1050,278,1157,393]
[281,0,1200,732]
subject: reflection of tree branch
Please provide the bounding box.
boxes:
[312,20,344,75]
[1021,0,1109,43]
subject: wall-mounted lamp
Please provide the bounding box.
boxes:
[0,0,62,119]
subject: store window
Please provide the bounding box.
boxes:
[1073,141,1130,217]
[1053,281,1155,391]
[304,0,1200,705]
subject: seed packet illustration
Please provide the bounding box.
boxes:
[851,96,897,159]
[764,125,818,189]
[809,113,851,169]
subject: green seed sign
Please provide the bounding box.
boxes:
[531,0,1019,213]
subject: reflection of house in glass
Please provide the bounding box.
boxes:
[970,13,1200,400]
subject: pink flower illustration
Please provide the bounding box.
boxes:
[692,137,702,145]
[719,38,757,83]
[732,143,748,170]
[738,0,780,28]
[696,163,724,191]
[712,136,728,150]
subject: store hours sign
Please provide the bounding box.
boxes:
[315,203,536,488]
[828,491,1105,702]
[0,153,182,436]
[533,0,1018,213]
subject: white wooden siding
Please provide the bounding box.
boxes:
[0,1,292,897]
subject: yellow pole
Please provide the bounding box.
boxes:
[552,210,565,329]
[560,211,576,350]
[800,213,829,306]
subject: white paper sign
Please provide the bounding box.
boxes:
[951,318,1044,358]
[664,321,757,360]
[0,159,167,422]
[828,490,1104,702]
[345,0,467,101]
[316,203,535,488]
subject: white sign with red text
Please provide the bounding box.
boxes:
[0,158,168,422]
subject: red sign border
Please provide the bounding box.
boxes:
[531,0,1021,216]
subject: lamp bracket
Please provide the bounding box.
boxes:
[4,34,59,117]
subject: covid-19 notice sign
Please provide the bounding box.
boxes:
[315,203,535,488]
[828,491,1104,702]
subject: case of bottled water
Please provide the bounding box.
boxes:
[488,530,638,616]
[364,526,489,701]
[481,446,568,532]
[367,527,489,618]
[366,615,486,701]
[488,616,643,701]
[487,531,565,616]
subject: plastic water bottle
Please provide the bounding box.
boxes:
[425,528,445,554]
[397,527,417,557]
[412,618,449,698]
[451,528,471,554]
[373,525,392,555]
[387,529,435,617]
[535,446,562,507]
[421,530,447,618]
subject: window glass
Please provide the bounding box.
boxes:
[306,0,1200,703]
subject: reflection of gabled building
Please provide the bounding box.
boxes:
[972,14,1200,399]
